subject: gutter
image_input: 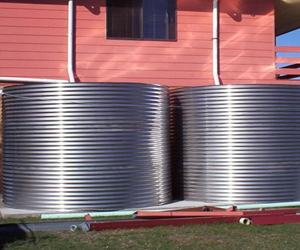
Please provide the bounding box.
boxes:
[0,0,76,84]
[0,77,68,83]
[213,0,221,85]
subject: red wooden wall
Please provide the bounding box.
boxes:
[0,0,69,81]
[0,0,276,86]
[75,0,275,85]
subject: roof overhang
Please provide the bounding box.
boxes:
[275,0,300,36]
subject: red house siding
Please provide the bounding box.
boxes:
[75,0,275,85]
[0,1,69,80]
[0,0,275,86]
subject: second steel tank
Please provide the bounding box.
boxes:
[171,85,300,203]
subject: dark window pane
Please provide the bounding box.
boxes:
[143,0,168,39]
[167,0,176,39]
[154,0,168,39]
[142,0,155,39]
[107,0,142,38]
[107,0,176,40]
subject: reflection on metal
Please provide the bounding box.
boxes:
[171,85,300,203]
[3,83,171,211]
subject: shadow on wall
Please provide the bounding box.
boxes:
[0,0,102,15]
[0,0,103,15]
[0,0,274,17]
[170,95,184,200]
[275,0,300,35]
[178,0,273,16]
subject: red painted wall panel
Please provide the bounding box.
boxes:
[74,0,275,85]
[0,1,69,79]
[0,0,276,85]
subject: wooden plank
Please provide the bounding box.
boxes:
[0,3,68,11]
[275,46,300,53]
[1,61,67,69]
[0,52,67,60]
[74,40,273,50]
[75,49,273,59]
[0,68,68,77]
[0,27,68,36]
[178,24,273,34]
[0,18,67,28]
[276,57,300,64]
[75,55,272,65]
[0,44,67,52]
[75,34,273,46]
[0,35,67,45]
[135,211,245,218]
[0,9,67,19]
[222,79,300,85]
[75,62,273,73]
[75,46,273,55]
[75,69,274,80]
[89,217,240,231]
[276,68,300,75]
[135,209,299,219]
[72,77,300,87]
[179,15,273,26]
[78,77,213,86]
[252,214,300,225]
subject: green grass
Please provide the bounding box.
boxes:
[1,223,300,250]
[0,216,131,225]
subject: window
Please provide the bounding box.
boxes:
[107,0,176,40]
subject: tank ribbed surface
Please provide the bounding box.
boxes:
[2,83,171,211]
[170,85,300,203]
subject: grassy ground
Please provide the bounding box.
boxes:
[1,223,300,250]
[0,216,131,225]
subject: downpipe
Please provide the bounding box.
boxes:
[213,0,221,85]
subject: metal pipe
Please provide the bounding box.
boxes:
[42,211,135,220]
[68,0,76,82]
[213,0,221,85]
[218,201,300,210]
[0,77,68,83]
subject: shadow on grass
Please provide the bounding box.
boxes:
[0,223,36,250]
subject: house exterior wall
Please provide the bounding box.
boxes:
[0,0,275,86]
[0,1,69,81]
[75,0,275,85]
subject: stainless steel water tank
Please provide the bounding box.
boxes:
[171,85,300,203]
[3,83,171,211]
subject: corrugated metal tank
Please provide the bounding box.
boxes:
[2,83,171,211]
[170,85,300,203]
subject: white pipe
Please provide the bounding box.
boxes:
[239,218,252,226]
[68,0,76,82]
[0,77,68,83]
[213,0,221,85]
[218,201,300,210]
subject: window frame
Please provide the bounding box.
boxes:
[105,0,177,41]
